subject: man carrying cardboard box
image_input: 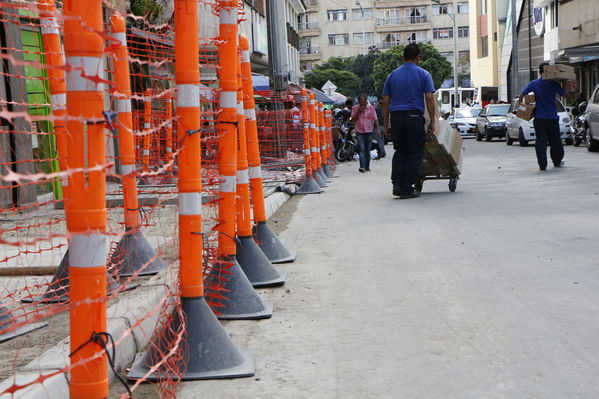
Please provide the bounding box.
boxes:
[382,43,436,199]
[518,62,566,171]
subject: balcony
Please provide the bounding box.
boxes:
[375,39,431,50]
[300,46,321,61]
[374,0,429,7]
[375,15,430,32]
[304,0,318,12]
[299,21,320,36]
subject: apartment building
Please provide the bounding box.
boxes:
[469,0,500,89]
[298,0,471,85]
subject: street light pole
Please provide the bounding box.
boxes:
[451,12,459,107]
[356,0,366,54]
[433,0,459,108]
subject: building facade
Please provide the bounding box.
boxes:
[469,0,500,89]
[299,0,471,86]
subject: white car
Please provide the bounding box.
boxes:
[448,107,482,137]
[505,98,573,146]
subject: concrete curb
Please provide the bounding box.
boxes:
[0,192,292,399]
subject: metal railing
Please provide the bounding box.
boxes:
[299,21,319,31]
[376,38,430,49]
[375,15,429,26]
[299,46,320,55]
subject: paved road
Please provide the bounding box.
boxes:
[180,139,599,398]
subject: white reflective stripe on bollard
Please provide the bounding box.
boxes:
[220,175,236,193]
[179,192,202,216]
[237,169,250,185]
[66,56,105,92]
[69,233,106,268]
[177,84,200,108]
[220,91,236,109]
[249,166,262,180]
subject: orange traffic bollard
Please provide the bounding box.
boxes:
[63,0,109,396]
[239,35,296,263]
[309,92,327,187]
[297,88,322,194]
[234,35,284,290]
[207,34,272,320]
[320,103,335,178]
[110,15,164,277]
[128,0,253,381]
[141,88,152,181]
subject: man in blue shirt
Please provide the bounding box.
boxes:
[382,44,436,199]
[519,62,566,171]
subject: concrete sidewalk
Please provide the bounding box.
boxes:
[180,140,599,398]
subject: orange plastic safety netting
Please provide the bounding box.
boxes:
[0,0,331,397]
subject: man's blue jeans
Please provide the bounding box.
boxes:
[357,132,372,170]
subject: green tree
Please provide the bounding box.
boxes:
[345,46,380,96]
[304,68,362,98]
[372,43,452,95]
[313,57,350,72]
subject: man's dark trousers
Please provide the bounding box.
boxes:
[533,118,563,169]
[391,110,425,194]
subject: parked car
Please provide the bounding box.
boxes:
[584,84,599,151]
[475,104,510,141]
[505,98,573,146]
[450,107,482,137]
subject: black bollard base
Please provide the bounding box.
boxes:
[323,164,336,178]
[297,174,323,194]
[0,303,47,344]
[128,296,254,381]
[253,221,296,264]
[112,229,165,277]
[205,256,273,320]
[236,237,285,288]
[21,249,133,304]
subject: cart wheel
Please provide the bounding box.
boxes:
[415,180,423,192]
[448,177,457,192]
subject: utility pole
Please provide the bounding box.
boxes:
[356,0,366,54]
[266,0,289,92]
[266,0,288,156]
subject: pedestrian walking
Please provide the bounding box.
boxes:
[519,62,565,171]
[373,102,387,160]
[382,43,436,199]
[351,94,379,173]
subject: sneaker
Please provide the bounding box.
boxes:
[365,168,371,172]
[400,191,421,200]
[539,166,547,171]
[554,161,565,167]
[392,186,401,197]
[359,168,365,173]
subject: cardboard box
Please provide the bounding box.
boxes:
[542,64,576,81]
[434,119,464,173]
[516,94,535,121]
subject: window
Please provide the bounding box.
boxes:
[441,51,454,64]
[458,26,469,38]
[405,7,427,23]
[353,32,374,45]
[457,2,469,14]
[480,36,489,57]
[594,87,599,104]
[352,8,372,20]
[433,27,453,39]
[480,0,487,15]
[328,33,349,46]
[327,9,348,21]
[550,2,558,29]
[432,3,453,15]
[406,31,427,43]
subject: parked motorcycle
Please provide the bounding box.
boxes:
[335,120,357,162]
[573,101,588,147]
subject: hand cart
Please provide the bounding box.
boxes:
[415,136,461,193]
